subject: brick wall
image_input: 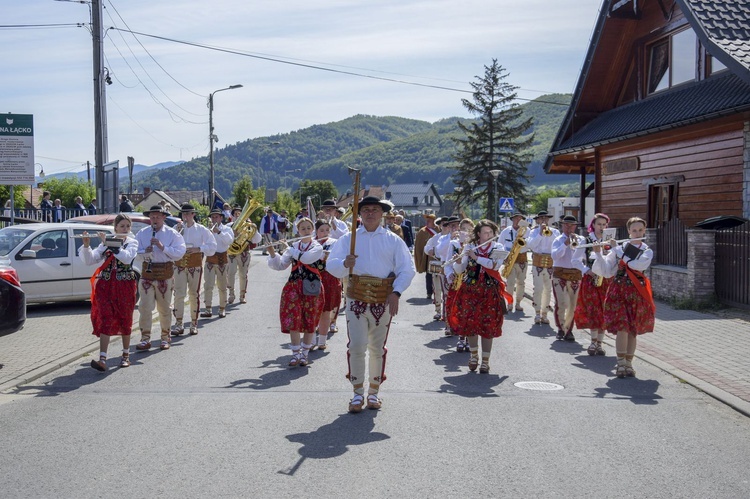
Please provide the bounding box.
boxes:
[648,227,716,301]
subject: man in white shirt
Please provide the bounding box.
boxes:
[201,208,234,318]
[551,215,587,341]
[228,205,262,305]
[172,203,217,336]
[527,211,560,325]
[435,216,460,330]
[424,217,451,321]
[499,212,529,313]
[320,199,349,239]
[135,205,186,351]
[327,196,416,414]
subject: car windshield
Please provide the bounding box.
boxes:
[0,227,34,256]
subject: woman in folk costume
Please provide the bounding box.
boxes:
[267,217,325,367]
[574,213,613,356]
[79,214,139,371]
[448,219,513,374]
[311,219,342,351]
[444,218,474,352]
[592,217,655,378]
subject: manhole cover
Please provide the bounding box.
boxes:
[514,381,564,391]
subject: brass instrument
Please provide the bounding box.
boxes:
[500,221,528,279]
[228,198,263,256]
[573,237,646,250]
[568,234,584,249]
[541,225,553,237]
[255,235,308,251]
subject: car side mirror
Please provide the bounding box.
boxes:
[21,250,37,259]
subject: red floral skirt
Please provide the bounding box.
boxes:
[91,278,137,337]
[603,276,655,335]
[321,270,342,312]
[448,282,504,339]
[279,279,325,334]
[444,287,458,323]
[574,274,611,330]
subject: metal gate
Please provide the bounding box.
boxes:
[715,222,750,308]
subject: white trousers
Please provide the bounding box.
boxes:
[204,262,229,309]
[505,262,528,305]
[532,266,553,316]
[432,273,444,314]
[139,278,174,343]
[228,251,250,300]
[346,299,393,395]
[173,265,202,325]
[552,277,581,334]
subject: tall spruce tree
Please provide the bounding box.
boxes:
[452,59,534,221]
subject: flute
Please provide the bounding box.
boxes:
[441,233,502,267]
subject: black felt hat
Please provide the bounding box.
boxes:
[209,208,223,216]
[358,196,392,212]
[560,215,579,224]
[179,203,196,213]
[534,211,551,219]
[143,205,170,216]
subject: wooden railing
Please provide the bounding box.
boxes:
[655,218,687,267]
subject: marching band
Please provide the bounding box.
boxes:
[78,189,655,412]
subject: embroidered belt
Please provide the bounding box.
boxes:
[142,262,174,281]
[176,252,203,269]
[206,251,228,265]
[532,253,553,268]
[552,267,583,281]
[347,275,395,304]
[428,261,444,275]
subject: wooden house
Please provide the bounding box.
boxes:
[545,0,750,230]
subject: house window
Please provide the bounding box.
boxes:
[647,28,696,94]
[708,54,727,75]
[413,196,418,205]
[649,184,677,227]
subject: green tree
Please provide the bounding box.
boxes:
[0,185,29,209]
[42,177,96,208]
[529,187,570,214]
[294,180,338,211]
[271,191,301,219]
[231,175,256,207]
[452,59,534,221]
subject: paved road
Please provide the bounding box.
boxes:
[1,261,749,497]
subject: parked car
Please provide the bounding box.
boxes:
[0,255,26,334]
[0,223,117,304]
[67,213,182,235]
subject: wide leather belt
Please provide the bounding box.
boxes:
[428,261,444,275]
[142,262,174,281]
[532,253,553,268]
[552,267,583,281]
[206,251,228,265]
[346,275,395,304]
[176,252,203,268]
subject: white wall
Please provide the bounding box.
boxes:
[547,197,595,225]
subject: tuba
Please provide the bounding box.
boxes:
[501,221,528,279]
[228,198,263,256]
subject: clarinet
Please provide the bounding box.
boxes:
[145,223,157,273]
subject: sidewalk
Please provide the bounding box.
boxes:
[2,263,750,418]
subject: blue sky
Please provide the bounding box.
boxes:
[3,0,603,175]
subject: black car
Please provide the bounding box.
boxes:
[0,256,26,334]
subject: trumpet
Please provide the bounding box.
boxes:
[541,225,553,237]
[568,234,585,249]
[572,237,646,250]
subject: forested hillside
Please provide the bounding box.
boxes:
[132,94,574,196]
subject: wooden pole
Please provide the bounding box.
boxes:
[347,167,361,276]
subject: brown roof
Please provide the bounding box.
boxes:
[336,186,385,207]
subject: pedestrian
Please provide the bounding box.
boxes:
[310,219,341,350]
[134,205,186,352]
[73,196,88,217]
[443,218,474,352]
[78,214,139,370]
[267,217,325,367]
[424,217,450,321]
[200,208,234,318]
[550,215,587,342]
[398,210,414,250]
[385,212,404,240]
[88,198,98,215]
[172,203,216,336]
[413,211,438,299]
[498,212,529,313]
[119,195,134,212]
[526,211,560,325]
[574,213,612,356]
[447,219,511,374]
[52,199,66,223]
[592,217,655,378]
[326,196,416,413]
[435,216,460,333]
[40,191,53,222]
[227,205,261,305]
[277,209,289,239]
[222,203,232,222]
[259,208,279,255]
[396,214,413,249]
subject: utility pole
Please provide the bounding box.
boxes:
[92,0,108,211]
[127,156,134,195]
[87,161,91,184]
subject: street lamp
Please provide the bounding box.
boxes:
[284,168,301,190]
[489,169,501,223]
[208,84,242,201]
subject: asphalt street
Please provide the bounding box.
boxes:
[1,261,749,498]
